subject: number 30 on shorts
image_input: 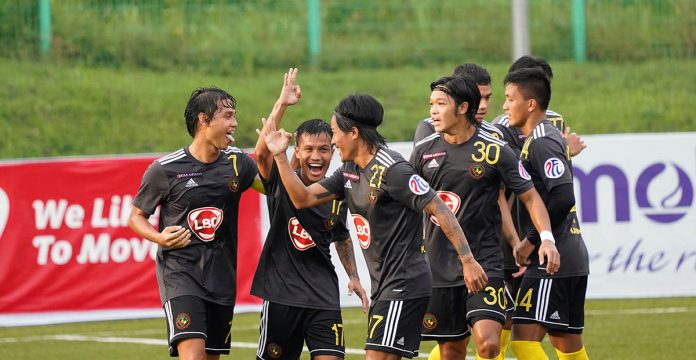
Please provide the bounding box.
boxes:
[483,285,507,310]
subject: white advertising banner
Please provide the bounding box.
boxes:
[331,132,696,305]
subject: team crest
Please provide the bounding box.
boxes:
[544,158,565,179]
[267,343,282,359]
[175,313,191,330]
[228,176,240,192]
[422,312,438,330]
[368,188,378,205]
[469,163,485,178]
[324,213,338,230]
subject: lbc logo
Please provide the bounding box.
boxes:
[187,207,223,241]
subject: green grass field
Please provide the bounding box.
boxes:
[1,297,695,359]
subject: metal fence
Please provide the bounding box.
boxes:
[1,0,694,73]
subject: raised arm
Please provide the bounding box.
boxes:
[257,125,336,208]
[516,187,560,275]
[255,68,302,180]
[334,237,369,313]
[423,196,488,293]
[563,126,587,157]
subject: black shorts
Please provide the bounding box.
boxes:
[504,269,523,313]
[512,276,588,334]
[164,295,235,356]
[421,286,470,341]
[365,297,429,358]
[256,300,344,360]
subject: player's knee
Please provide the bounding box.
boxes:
[440,342,467,359]
[475,337,500,358]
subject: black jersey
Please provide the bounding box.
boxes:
[493,110,566,270]
[251,163,350,310]
[519,121,589,278]
[413,117,504,144]
[320,147,435,301]
[132,146,257,305]
[411,128,534,286]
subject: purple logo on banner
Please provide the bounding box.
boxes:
[635,163,693,223]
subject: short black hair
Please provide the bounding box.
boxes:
[184,87,236,137]
[430,75,481,127]
[508,55,554,80]
[334,93,386,153]
[295,118,332,145]
[452,63,491,85]
[503,67,551,111]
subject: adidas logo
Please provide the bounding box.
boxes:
[549,311,560,320]
[427,159,439,168]
[396,337,405,346]
[185,178,198,188]
[344,180,352,189]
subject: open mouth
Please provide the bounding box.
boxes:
[307,163,324,177]
[226,132,235,142]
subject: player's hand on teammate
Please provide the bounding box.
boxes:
[347,278,370,313]
[460,256,488,293]
[513,238,534,267]
[511,265,527,279]
[256,118,292,156]
[158,225,191,249]
[538,239,560,275]
[278,67,302,107]
[563,126,587,157]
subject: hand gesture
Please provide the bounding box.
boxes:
[158,225,191,249]
[278,68,302,106]
[563,126,587,157]
[461,256,488,293]
[256,118,292,156]
[514,238,534,267]
[347,278,370,313]
[538,240,560,275]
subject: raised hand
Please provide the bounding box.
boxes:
[563,126,587,157]
[278,67,302,106]
[256,118,292,156]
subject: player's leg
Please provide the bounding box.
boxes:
[256,300,305,360]
[365,297,429,359]
[500,269,521,359]
[203,299,235,359]
[548,276,589,360]
[421,286,471,360]
[510,277,549,359]
[304,308,345,360]
[164,295,209,359]
[467,278,507,360]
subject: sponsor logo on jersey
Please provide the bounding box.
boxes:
[352,214,371,249]
[518,160,532,180]
[187,207,223,241]
[176,172,203,179]
[469,163,485,178]
[422,312,438,330]
[342,171,360,181]
[408,174,430,195]
[228,176,240,192]
[430,191,460,226]
[287,217,316,251]
[267,343,282,359]
[423,151,447,160]
[544,158,565,178]
[185,178,198,188]
[175,312,191,330]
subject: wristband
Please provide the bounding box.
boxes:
[540,230,555,244]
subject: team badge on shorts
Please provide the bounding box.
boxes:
[267,343,283,359]
[422,312,438,330]
[368,187,378,205]
[175,313,191,330]
[228,176,240,192]
[469,163,485,178]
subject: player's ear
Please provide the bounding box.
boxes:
[527,98,537,112]
[197,112,208,126]
[458,102,469,116]
[350,127,359,140]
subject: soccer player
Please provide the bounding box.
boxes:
[503,68,590,360]
[128,87,259,359]
[253,68,369,360]
[258,93,488,360]
[412,75,559,360]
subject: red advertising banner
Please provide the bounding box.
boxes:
[0,155,262,317]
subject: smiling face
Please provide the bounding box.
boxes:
[295,132,333,184]
[201,99,237,149]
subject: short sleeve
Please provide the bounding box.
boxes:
[497,144,534,195]
[384,160,436,212]
[132,161,168,215]
[413,119,435,144]
[331,201,350,242]
[319,167,346,200]
[529,137,573,191]
[238,151,258,192]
